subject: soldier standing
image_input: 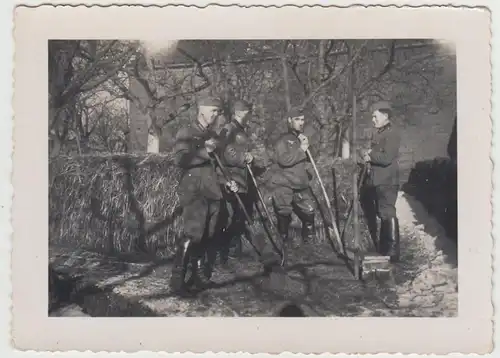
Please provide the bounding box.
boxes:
[170,96,238,294]
[360,101,402,263]
[270,108,316,250]
[216,100,258,266]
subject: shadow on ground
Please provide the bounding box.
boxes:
[401,161,457,269]
[50,240,402,317]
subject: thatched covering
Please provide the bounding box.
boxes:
[49,153,373,256]
[50,154,183,255]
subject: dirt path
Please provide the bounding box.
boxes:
[392,191,458,317]
[50,191,457,317]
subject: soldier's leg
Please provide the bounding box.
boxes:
[219,195,238,266]
[170,196,208,293]
[192,198,222,287]
[292,189,316,246]
[360,185,379,249]
[230,193,252,256]
[272,186,294,248]
[202,195,228,275]
[376,185,400,262]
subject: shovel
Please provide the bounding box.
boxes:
[212,152,285,265]
[305,149,345,256]
[247,163,286,266]
[342,162,391,281]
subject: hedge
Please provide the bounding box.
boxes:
[49,153,373,257]
[403,157,457,241]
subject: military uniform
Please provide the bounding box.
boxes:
[215,100,267,265]
[360,101,402,262]
[270,124,316,249]
[215,118,252,261]
[170,99,224,293]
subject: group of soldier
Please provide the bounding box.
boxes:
[170,95,402,296]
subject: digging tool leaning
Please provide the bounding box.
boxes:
[305,148,345,256]
[212,152,284,263]
[340,163,368,243]
[246,164,286,266]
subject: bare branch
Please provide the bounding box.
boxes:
[299,40,368,110]
[357,40,396,95]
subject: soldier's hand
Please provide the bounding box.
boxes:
[226,180,239,193]
[205,138,217,153]
[298,134,309,151]
[244,152,254,164]
[363,149,372,162]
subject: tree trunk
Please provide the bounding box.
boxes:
[281,54,291,111]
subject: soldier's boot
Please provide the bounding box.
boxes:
[378,219,389,256]
[300,213,315,245]
[277,214,292,260]
[232,233,243,257]
[386,217,401,263]
[191,243,215,290]
[203,241,218,279]
[379,217,400,260]
[219,230,232,268]
[169,236,194,294]
[227,218,245,259]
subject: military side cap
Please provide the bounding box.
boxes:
[371,101,392,112]
[287,107,305,118]
[233,100,252,112]
[199,96,223,108]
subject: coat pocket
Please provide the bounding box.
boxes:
[178,173,202,206]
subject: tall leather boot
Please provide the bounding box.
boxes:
[216,227,230,267]
[301,213,315,244]
[277,214,292,263]
[378,219,390,256]
[169,236,194,294]
[277,214,291,245]
[191,242,214,290]
[203,239,218,279]
[387,217,401,263]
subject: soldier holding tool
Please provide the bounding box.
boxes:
[270,107,316,251]
[359,101,402,263]
[215,99,261,266]
[170,96,238,295]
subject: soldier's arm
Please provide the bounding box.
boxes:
[275,137,308,168]
[174,128,211,168]
[224,144,247,168]
[369,130,401,167]
[251,148,270,169]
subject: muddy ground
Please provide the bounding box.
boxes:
[50,192,457,318]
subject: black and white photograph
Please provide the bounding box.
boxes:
[48,38,458,318]
[11,4,492,354]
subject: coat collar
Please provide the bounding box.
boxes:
[231,118,246,131]
[192,117,208,134]
[376,122,392,134]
